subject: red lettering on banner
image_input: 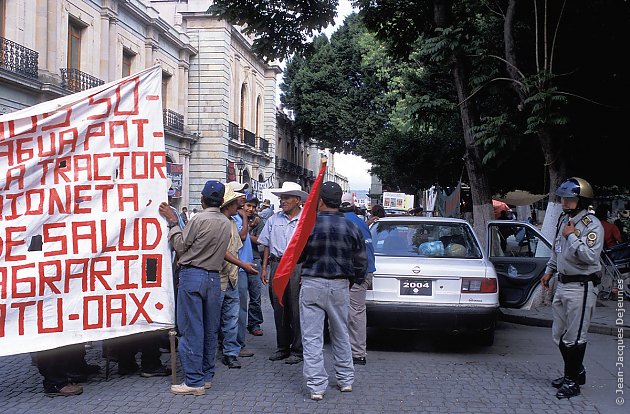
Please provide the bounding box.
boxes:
[95,184,115,212]
[0,140,14,165]
[132,119,148,147]
[15,137,34,163]
[4,193,21,220]
[10,301,36,335]
[142,254,162,288]
[93,153,111,181]
[54,156,71,184]
[41,108,72,131]
[37,133,56,157]
[116,255,139,289]
[151,152,167,178]
[4,164,25,190]
[5,226,26,261]
[25,188,45,216]
[83,296,103,330]
[99,220,116,252]
[118,183,138,211]
[73,185,92,214]
[0,303,5,337]
[48,185,71,214]
[43,222,68,257]
[106,294,126,327]
[64,258,89,293]
[90,256,112,291]
[87,95,112,120]
[73,154,93,181]
[58,128,79,154]
[37,298,63,333]
[142,219,162,250]
[112,152,129,178]
[0,267,7,299]
[38,260,62,296]
[114,76,140,115]
[38,158,53,185]
[109,120,129,148]
[11,263,36,298]
[131,152,149,179]
[129,292,152,324]
[119,218,139,251]
[84,122,105,151]
[72,221,97,254]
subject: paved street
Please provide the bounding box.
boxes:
[0,296,627,414]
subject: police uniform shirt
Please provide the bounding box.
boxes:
[545,210,604,276]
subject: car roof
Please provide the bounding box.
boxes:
[375,216,470,224]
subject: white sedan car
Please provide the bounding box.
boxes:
[366,217,552,345]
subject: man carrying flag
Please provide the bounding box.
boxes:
[298,182,367,401]
[258,182,308,364]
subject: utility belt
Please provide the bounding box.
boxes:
[268,255,282,263]
[558,273,598,284]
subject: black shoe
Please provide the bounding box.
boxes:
[140,365,172,378]
[44,383,83,397]
[269,351,290,361]
[353,357,367,366]
[222,355,241,369]
[552,369,585,388]
[556,379,580,399]
[284,355,303,365]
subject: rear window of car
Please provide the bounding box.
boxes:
[371,221,482,259]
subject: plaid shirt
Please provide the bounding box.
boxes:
[300,211,368,283]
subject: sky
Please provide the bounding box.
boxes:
[277,0,372,191]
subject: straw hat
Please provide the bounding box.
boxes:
[270,182,308,199]
[221,185,244,208]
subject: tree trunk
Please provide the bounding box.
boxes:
[538,128,567,242]
[434,0,494,245]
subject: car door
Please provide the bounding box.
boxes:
[487,221,552,308]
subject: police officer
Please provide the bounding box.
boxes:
[541,177,603,399]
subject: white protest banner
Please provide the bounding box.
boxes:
[251,174,274,200]
[0,66,174,356]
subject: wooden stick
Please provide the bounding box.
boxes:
[169,329,177,385]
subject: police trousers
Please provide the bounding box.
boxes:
[552,280,597,346]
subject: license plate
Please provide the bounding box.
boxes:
[400,279,432,296]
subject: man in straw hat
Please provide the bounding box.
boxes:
[258,182,308,364]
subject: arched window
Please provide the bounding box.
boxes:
[240,83,248,140]
[258,173,264,182]
[255,95,262,136]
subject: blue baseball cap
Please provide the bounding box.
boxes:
[245,192,259,205]
[202,180,225,203]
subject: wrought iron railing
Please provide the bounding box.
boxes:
[0,36,39,79]
[163,109,184,132]
[243,129,256,147]
[259,137,269,153]
[229,122,240,141]
[60,68,104,93]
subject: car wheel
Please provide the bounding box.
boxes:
[476,328,495,346]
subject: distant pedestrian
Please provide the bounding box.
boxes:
[299,182,367,401]
[595,205,622,249]
[243,193,265,337]
[541,177,603,399]
[180,207,189,225]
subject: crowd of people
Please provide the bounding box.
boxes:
[33,179,374,401]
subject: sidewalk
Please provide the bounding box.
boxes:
[501,294,630,338]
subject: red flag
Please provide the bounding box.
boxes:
[273,160,327,305]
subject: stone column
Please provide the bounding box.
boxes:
[46,0,58,72]
[108,17,118,81]
[178,62,189,123]
[100,13,110,81]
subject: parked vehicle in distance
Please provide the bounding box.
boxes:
[366,217,553,345]
[383,207,408,216]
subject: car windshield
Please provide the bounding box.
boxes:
[371,221,482,259]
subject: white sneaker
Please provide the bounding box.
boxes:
[310,391,325,401]
[204,382,212,389]
[170,383,205,396]
[338,384,352,392]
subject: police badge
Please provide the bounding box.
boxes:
[586,232,597,247]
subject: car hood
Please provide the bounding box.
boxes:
[375,256,491,278]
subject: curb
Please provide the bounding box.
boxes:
[499,310,630,338]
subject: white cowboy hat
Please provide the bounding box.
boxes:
[221,185,244,208]
[271,181,308,200]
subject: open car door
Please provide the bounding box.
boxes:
[487,221,553,308]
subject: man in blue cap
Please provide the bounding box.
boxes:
[159,180,232,396]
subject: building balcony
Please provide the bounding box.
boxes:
[229,121,240,141]
[60,68,104,93]
[258,137,269,153]
[0,36,39,79]
[243,129,256,147]
[163,109,184,132]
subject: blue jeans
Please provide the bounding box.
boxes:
[237,264,263,348]
[176,267,221,388]
[220,284,240,357]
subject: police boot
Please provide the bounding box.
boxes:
[551,341,586,388]
[556,342,587,399]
